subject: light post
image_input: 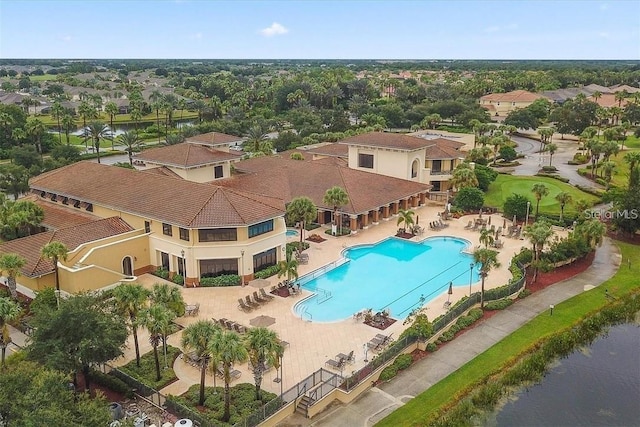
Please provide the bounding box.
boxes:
[469,263,474,297]
[181,249,186,287]
[240,250,245,286]
[363,343,369,363]
[525,201,531,227]
[550,304,554,316]
[54,289,61,309]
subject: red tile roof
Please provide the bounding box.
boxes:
[338,132,433,151]
[305,143,349,158]
[0,217,134,277]
[22,195,98,230]
[134,143,241,168]
[185,131,244,147]
[29,162,285,228]
[227,155,431,214]
[480,90,548,103]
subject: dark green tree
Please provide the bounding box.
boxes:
[453,187,484,212]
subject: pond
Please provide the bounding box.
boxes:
[487,323,640,427]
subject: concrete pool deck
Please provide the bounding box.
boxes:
[114,203,550,399]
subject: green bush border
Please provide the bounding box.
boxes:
[199,275,240,287]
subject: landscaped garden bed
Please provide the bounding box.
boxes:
[307,233,326,243]
[118,345,181,390]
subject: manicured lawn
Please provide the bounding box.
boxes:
[376,241,640,427]
[38,110,199,127]
[484,174,600,215]
[578,149,638,189]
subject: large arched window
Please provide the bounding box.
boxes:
[122,256,133,277]
[411,159,419,178]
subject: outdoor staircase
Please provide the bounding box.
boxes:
[295,395,315,417]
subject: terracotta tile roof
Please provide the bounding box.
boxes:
[304,143,349,158]
[134,143,241,168]
[424,144,464,160]
[29,162,285,228]
[338,132,433,151]
[185,131,245,147]
[480,90,548,103]
[140,166,183,179]
[22,195,98,230]
[0,217,134,277]
[589,93,629,108]
[424,137,465,150]
[226,156,431,215]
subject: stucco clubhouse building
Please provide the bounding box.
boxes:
[2,131,467,296]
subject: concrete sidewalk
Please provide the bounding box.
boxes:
[285,238,620,427]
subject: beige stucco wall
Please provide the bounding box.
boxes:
[480,100,536,116]
[347,145,426,182]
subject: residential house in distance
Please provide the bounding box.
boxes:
[479,90,550,117]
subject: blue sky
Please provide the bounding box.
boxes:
[1,1,639,59]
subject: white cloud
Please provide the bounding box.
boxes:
[190,32,203,40]
[260,22,289,37]
[60,35,72,42]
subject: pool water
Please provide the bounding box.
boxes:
[294,237,479,322]
[286,229,299,237]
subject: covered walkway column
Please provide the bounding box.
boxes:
[419,192,427,206]
[349,215,358,234]
[391,202,399,215]
[382,205,390,220]
[361,212,369,229]
[372,209,380,225]
[411,195,419,208]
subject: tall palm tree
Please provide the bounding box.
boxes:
[40,241,68,299]
[104,101,119,150]
[245,125,268,153]
[601,160,616,189]
[118,131,144,165]
[472,248,500,308]
[150,282,185,317]
[0,297,21,368]
[181,320,221,406]
[545,143,558,167]
[61,113,76,145]
[245,327,283,401]
[50,101,65,145]
[209,330,248,422]
[285,197,317,250]
[25,117,46,155]
[555,192,572,223]
[479,227,494,248]
[0,253,26,300]
[277,257,299,283]
[524,220,553,283]
[624,151,640,189]
[450,163,478,190]
[140,304,174,381]
[149,90,164,144]
[396,208,415,234]
[576,219,607,249]
[531,183,549,218]
[83,121,112,164]
[323,186,349,235]
[112,283,150,367]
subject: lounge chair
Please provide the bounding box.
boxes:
[260,288,275,300]
[325,357,345,370]
[253,291,268,304]
[337,350,355,364]
[464,220,473,229]
[233,323,247,334]
[216,366,241,380]
[238,298,253,312]
[245,295,260,309]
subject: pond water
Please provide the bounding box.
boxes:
[487,323,640,427]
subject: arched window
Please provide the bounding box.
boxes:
[411,159,419,178]
[122,256,133,277]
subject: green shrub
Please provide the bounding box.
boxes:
[305,222,321,231]
[453,187,485,212]
[536,172,570,183]
[439,330,456,342]
[254,264,280,279]
[471,382,505,410]
[518,289,532,299]
[325,228,352,237]
[119,345,181,390]
[474,164,499,191]
[89,370,134,398]
[503,193,531,220]
[393,354,413,371]
[172,274,184,286]
[426,342,438,352]
[199,275,240,287]
[456,316,474,329]
[499,146,518,162]
[541,165,557,172]
[484,299,514,311]
[153,268,169,280]
[448,324,461,335]
[468,308,484,321]
[379,365,398,382]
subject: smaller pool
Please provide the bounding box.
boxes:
[286,229,299,237]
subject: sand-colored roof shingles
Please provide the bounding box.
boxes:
[338,132,433,151]
[185,131,244,147]
[0,217,133,277]
[29,162,285,228]
[134,143,241,168]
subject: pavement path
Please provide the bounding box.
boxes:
[282,238,620,427]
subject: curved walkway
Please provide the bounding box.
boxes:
[287,238,620,427]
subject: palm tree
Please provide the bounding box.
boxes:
[601,160,616,189]
[104,101,119,150]
[396,208,415,234]
[524,220,553,283]
[245,327,283,401]
[25,117,46,155]
[0,253,26,300]
[323,186,349,235]
[245,125,268,153]
[61,114,76,145]
[490,136,504,165]
[537,127,554,152]
[83,121,112,164]
[576,219,607,249]
[555,192,572,223]
[181,320,221,406]
[450,163,478,190]
[140,304,175,381]
[545,143,558,167]
[50,101,65,145]
[150,282,185,317]
[277,257,299,283]
[479,227,494,248]
[0,297,21,368]
[149,90,164,144]
[285,197,317,250]
[112,283,150,367]
[77,100,97,131]
[41,241,68,299]
[472,248,500,308]
[531,183,549,218]
[209,330,248,422]
[118,131,144,165]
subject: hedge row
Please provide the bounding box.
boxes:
[200,275,241,287]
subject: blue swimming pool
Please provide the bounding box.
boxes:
[294,237,480,322]
[286,229,299,237]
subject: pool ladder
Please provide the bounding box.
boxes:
[315,287,333,304]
